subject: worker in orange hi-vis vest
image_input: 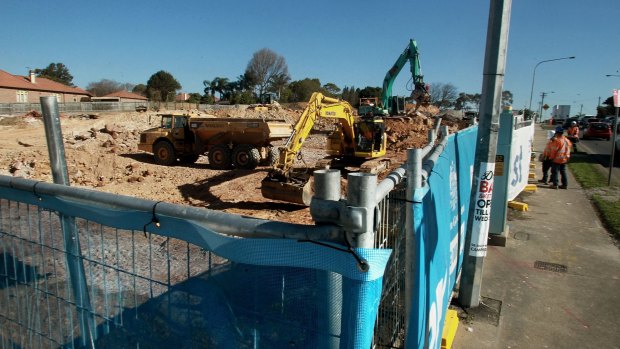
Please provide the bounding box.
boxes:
[538,134,555,184]
[548,126,573,189]
[567,121,580,152]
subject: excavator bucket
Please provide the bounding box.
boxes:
[261,174,313,206]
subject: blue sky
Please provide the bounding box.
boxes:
[1,0,618,116]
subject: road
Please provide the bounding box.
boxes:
[574,132,620,183]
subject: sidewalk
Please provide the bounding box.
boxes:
[453,126,620,348]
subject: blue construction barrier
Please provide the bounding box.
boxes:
[407,126,478,349]
[0,178,392,348]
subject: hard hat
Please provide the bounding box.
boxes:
[555,126,564,133]
[571,121,577,125]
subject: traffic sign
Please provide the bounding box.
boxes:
[542,104,549,110]
[614,89,619,108]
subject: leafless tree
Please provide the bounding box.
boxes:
[86,79,135,97]
[245,48,290,98]
[429,82,458,108]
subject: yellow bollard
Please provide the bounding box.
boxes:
[508,201,528,211]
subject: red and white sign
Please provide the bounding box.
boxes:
[469,162,495,257]
[614,89,619,108]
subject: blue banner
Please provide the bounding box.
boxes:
[407,126,477,349]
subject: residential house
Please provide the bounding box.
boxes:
[175,93,190,102]
[91,90,148,103]
[0,70,92,103]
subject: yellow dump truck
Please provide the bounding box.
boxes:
[138,113,293,169]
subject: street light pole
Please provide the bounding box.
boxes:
[528,56,576,120]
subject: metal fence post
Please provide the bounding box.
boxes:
[405,148,422,346]
[346,173,377,248]
[313,170,343,348]
[40,96,97,346]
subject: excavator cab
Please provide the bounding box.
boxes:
[354,116,386,157]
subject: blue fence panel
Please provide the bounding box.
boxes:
[0,178,392,348]
[407,126,478,349]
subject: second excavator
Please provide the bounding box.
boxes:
[383,38,431,115]
[261,92,388,205]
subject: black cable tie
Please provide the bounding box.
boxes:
[299,237,369,273]
[32,181,42,201]
[143,201,163,238]
[388,197,422,204]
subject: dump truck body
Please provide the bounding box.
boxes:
[138,113,292,169]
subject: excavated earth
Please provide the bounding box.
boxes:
[0,104,470,225]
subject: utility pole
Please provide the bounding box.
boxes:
[539,92,552,122]
[458,0,512,308]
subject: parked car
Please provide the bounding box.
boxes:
[582,122,611,140]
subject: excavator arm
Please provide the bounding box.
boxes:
[262,92,358,205]
[273,92,356,176]
[381,39,430,115]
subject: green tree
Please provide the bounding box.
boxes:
[358,86,382,100]
[341,86,359,106]
[245,48,290,98]
[502,90,513,107]
[597,96,615,116]
[203,79,217,97]
[200,94,215,104]
[214,77,229,100]
[288,78,322,102]
[35,63,74,86]
[132,84,147,96]
[269,73,291,99]
[146,71,181,102]
[187,93,202,104]
[455,92,481,111]
[322,83,341,97]
[229,91,255,105]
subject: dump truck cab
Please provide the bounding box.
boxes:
[138,113,196,166]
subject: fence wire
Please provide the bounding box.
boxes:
[0,199,218,348]
[373,181,408,348]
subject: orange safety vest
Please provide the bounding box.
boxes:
[542,140,553,160]
[548,135,572,164]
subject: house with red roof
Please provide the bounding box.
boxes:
[91,90,148,103]
[0,70,92,103]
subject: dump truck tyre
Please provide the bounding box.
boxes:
[264,147,279,166]
[153,141,177,166]
[208,144,232,169]
[232,144,260,169]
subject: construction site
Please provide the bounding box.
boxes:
[0,103,469,224]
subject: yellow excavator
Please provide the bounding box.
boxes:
[261,92,388,205]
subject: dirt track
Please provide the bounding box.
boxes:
[0,105,469,224]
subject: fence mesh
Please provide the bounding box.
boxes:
[0,199,218,348]
[0,176,391,349]
[373,181,408,348]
